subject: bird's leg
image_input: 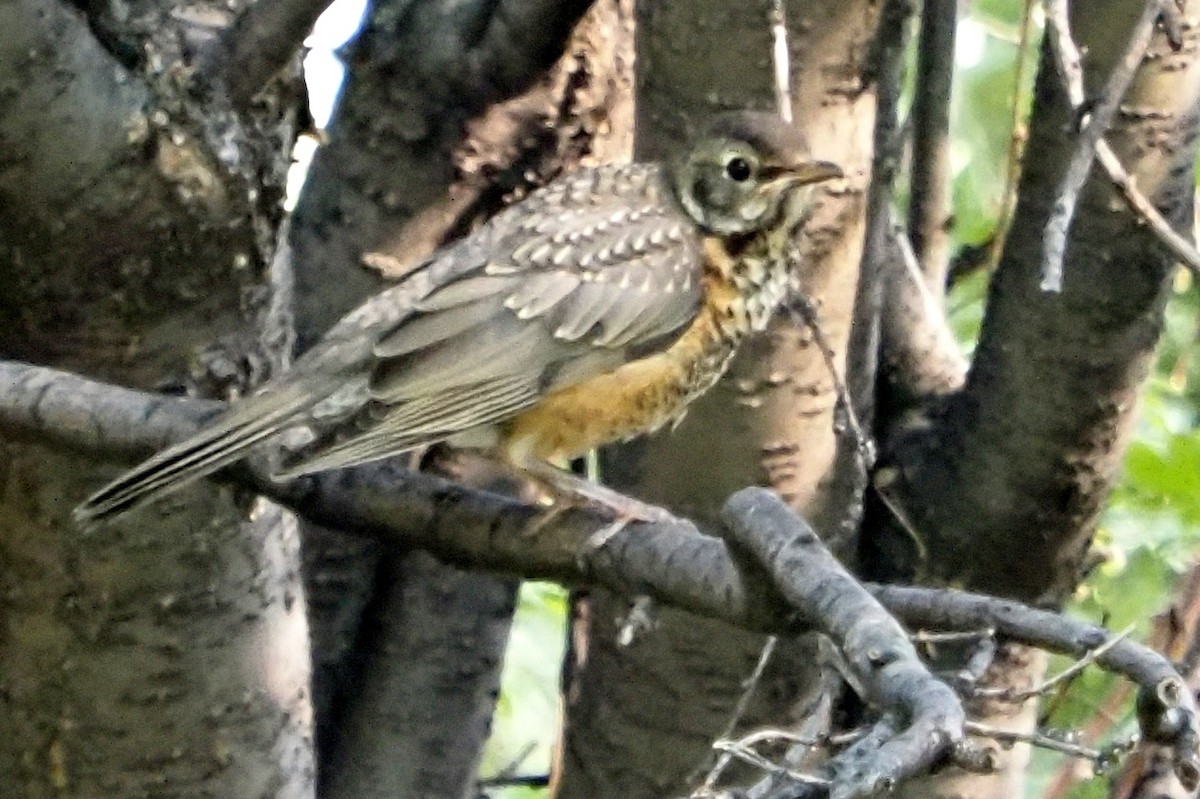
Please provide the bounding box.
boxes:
[421,444,553,508]
[422,447,674,547]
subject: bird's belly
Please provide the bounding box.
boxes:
[500,334,736,464]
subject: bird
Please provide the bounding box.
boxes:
[74,111,842,524]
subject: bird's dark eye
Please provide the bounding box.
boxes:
[725,156,752,182]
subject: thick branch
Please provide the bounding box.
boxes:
[1,359,1195,692]
[723,490,964,799]
[7,358,1200,791]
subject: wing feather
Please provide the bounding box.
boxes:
[277,375,539,477]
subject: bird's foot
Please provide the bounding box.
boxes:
[520,459,675,526]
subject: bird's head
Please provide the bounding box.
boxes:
[668,112,842,237]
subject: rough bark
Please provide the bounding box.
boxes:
[556,2,882,797]
[877,0,1200,604]
[0,0,312,794]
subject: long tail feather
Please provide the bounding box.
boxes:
[74,381,323,524]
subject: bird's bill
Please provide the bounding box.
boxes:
[789,160,844,185]
[761,159,843,188]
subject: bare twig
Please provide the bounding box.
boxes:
[987,0,1038,272]
[912,629,996,645]
[787,294,878,472]
[709,740,831,788]
[698,636,781,790]
[1042,1,1200,280]
[875,584,1200,791]
[771,0,793,123]
[974,625,1136,702]
[1041,0,1178,291]
[965,720,1137,765]
[878,220,969,405]
[907,0,958,291]
[1096,144,1200,279]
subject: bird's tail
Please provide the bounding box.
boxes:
[74,380,323,524]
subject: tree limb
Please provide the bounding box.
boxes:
[2,358,1197,795]
[880,0,1200,602]
[722,490,964,799]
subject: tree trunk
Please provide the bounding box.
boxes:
[0,0,313,794]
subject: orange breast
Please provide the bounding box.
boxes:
[499,271,745,465]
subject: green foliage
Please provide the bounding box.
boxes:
[479,582,568,799]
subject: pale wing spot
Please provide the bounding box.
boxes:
[552,245,574,266]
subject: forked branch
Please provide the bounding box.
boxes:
[1,359,1197,797]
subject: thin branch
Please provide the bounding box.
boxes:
[698,635,781,791]
[973,625,1136,702]
[985,0,1038,274]
[196,0,338,111]
[1096,143,1200,279]
[709,740,831,789]
[907,0,958,291]
[787,294,878,472]
[912,629,996,645]
[1041,0,1173,292]
[771,0,793,123]
[878,220,969,405]
[875,584,1200,791]
[1042,0,1200,280]
[964,721,1134,764]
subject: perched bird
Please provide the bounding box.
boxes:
[75,111,841,523]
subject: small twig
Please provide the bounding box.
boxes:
[698,636,781,790]
[974,625,1136,702]
[478,774,551,788]
[964,720,1132,763]
[907,0,958,291]
[771,0,793,124]
[1096,143,1200,279]
[709,741,831,788]
[787,293,877,473]
[490,740,538,781]
[1041,0,1173,292]
[912,628,997,645]
[703,726,837,794]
